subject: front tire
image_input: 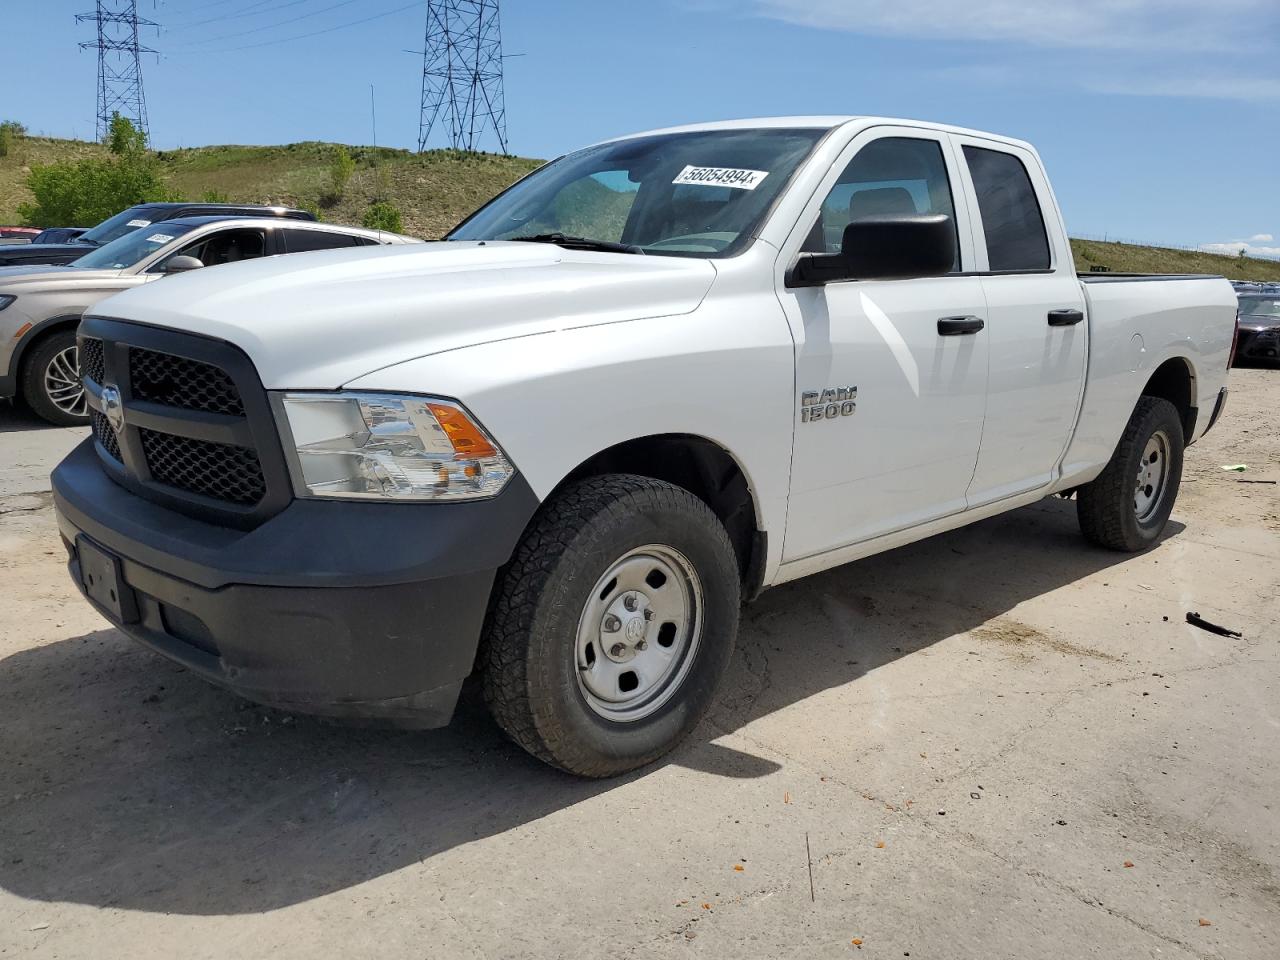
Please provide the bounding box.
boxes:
[21,328,89,426]
[1077,396,1184,552]
[481,475,741,777]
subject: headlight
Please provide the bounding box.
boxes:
[0,295,14,311]
[277,392,514,501]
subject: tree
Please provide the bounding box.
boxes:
[362,202,403,233]
[18,155,173,227]
[0,120,25,158]
[106,113,146,156]
[329,145,355,198]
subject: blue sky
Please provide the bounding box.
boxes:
[6,0,1279,256]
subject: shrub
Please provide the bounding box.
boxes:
[18,154,173,227]
[362,201,402,233]
[0,120,25,157]
[106,113,146,155]
[201,189,231,203]
[297,199,323,221]
[329,145,355,198]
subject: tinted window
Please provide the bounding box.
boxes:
[73,223,200,269]
[803,137,959,268]
[283,229,359,253]
[79,206,162,246]
[166,228,268,268]
[963,146,1051,271]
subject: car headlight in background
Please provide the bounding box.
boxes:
[277,392,514,501]
[0,295,15,311]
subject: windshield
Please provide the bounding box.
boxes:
[79,206,161,247]
[73,223,196,269]
[1239,297,1280,319]
[447,127,828,257]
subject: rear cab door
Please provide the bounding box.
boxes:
[949,134,1088,505]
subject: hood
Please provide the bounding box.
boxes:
[0,264,123,285]
[0,242,93,267]
[92,241,718,387]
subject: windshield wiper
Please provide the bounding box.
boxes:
[509,232,643,255]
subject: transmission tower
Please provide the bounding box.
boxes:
[76,1,157,142]
[418,0,509,154]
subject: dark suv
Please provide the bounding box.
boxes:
[0,203,316,268]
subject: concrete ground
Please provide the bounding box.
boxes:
[0,371,1276,960]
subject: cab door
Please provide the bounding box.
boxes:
[951,136,1088,505]
[776,127,989,563]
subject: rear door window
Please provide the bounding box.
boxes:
[282,229,360,253]
[962,146,1051,271]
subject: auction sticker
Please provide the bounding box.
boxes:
[672,165,769,190]
[145,233,174,243]
[126,219,152,227]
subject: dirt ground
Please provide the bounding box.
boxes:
[0,370,1277,960]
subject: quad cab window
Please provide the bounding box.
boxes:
[962,146,1052,271]
[801,135,959,268]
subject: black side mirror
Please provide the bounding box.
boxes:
[788,214,956,286]
[161,255,204,275]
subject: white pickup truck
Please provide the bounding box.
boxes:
[52,117,1237,777]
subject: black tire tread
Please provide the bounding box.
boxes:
[1077,396,1183,551]
[481,474,738,777]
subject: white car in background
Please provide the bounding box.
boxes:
[0,217,420,424]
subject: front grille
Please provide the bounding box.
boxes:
[139,429,266,505]
[90,410,121,461]
[129,347,245,417]
[79,337,105,384]
[80,317,290,525]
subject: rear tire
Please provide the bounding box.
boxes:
[481,474,740,777]
[21,328,88,426]
[1077,396,1184,552]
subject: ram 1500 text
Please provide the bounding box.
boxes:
[52,117,1237,776]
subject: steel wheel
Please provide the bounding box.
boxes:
[574,543,703,723]
[43,344,86,418]
[1134,428,1171,522]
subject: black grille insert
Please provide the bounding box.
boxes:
[90,410,121,461]
[129,347,245,417]
[139,429,266,505]
[79,337,105,384]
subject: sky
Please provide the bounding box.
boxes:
[4,0,1278,257]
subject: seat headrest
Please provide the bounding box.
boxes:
[848,187,917,220]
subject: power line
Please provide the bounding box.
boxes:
[418,0,509,154]
[172,0,363,45]
[164,0,419,54]
[77,1,156,142]
[162,0,310,31]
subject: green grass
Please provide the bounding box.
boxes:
[3,134,1279,281]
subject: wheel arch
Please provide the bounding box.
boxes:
[1139,355,1196,443]
[10,313,83,382]
[551,433,768,599]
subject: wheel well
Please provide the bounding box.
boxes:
[1141,357,1196,442]
[14,316,79,379]
[560,434,766,597]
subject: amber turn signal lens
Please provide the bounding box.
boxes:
[427,402,498,458]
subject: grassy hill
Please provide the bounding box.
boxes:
[2,135,1279,281]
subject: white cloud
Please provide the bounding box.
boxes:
[1083,72,1280,102]
[1200,241,1280,260]
[753,0,1278,52]
[1250,234,1274,243]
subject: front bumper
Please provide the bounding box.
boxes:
[52,438,540,726]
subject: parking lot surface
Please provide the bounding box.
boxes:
[1,371,1277,960]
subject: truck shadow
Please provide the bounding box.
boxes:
[0,497,1179,916]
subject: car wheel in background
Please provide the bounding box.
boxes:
[21,328,89,426]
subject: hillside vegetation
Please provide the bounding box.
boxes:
[2,135,1278,280]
